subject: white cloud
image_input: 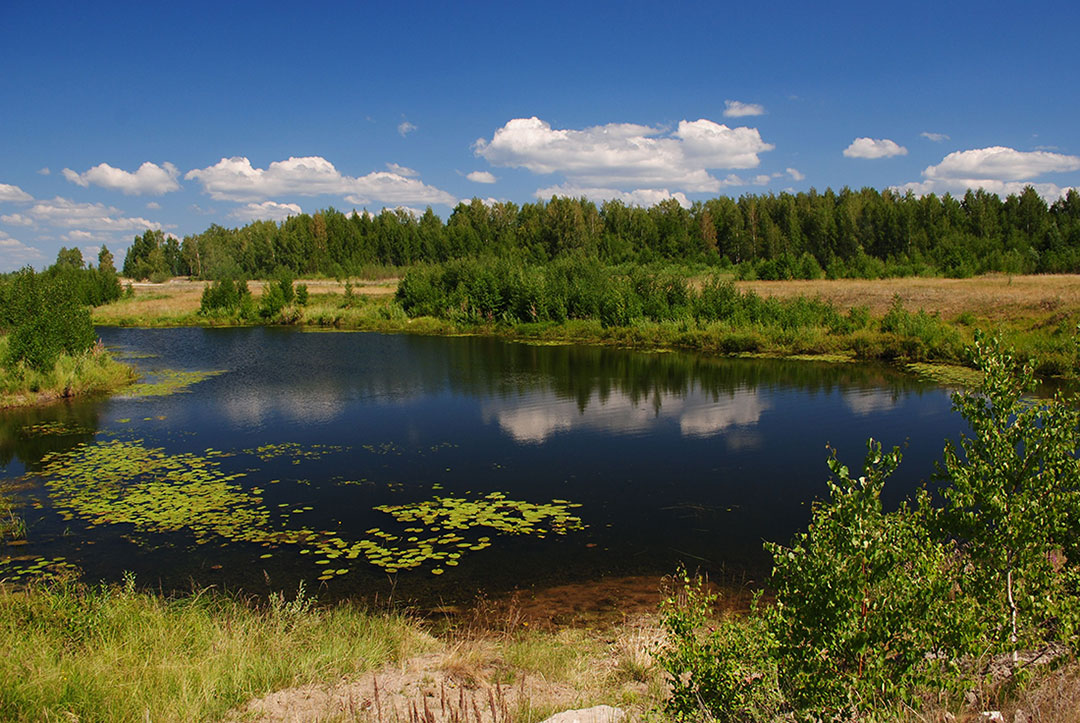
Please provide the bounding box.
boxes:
[893,145,1080,202]
[893,179,1075,203]
[787,167,805,181]
[37,167,51,176]
[843,137,908,159]
[536,184,692,208]
[229,201,302,223]
[475,116,773,194]
[723,100,765,118]
[397,121,417,137]
[0,230,46,271]
[923,146,1080,182]
[0,183,33,203]
[61,230,109,243]
[1,213,34,226]
[61,161,181,195]
[386,162,419,177]
[185,156,457,206]
[11,196,162,232]
[146,201,161,209]
[920,132,950,143]
[466,170,497,184]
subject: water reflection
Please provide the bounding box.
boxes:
[481,387,770,443]
[0,401,101,471]
[0,327,962,602]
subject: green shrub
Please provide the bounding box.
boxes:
[3,269,95,371]
[199,278,253,317]
[658,335,1080,718]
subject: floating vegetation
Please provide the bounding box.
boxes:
[19,421,92,437]
[361,442,403,456]
[334,478,372,487]
[33,439,586,584]
[244,442,348,462]
[124,369,227,398]
[107,349,159,360]
[298,492,587,575]
[0,555,80,583]
[906,362,983,388]
[39,440,275,543]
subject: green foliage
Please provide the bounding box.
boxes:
[397,258,849,334]
[116,185,1080,281]
[658,573,782,722]
[199,277,253,317]
[936,333,1080,652]
[659,335,1080,718]
[2,268,96,371]
[766,441,977,715]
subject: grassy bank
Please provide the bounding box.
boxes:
[0,337,138,409]
[93,272,1080,379]
[0,578,664,722]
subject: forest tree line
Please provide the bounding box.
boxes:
[120,186,1080,281]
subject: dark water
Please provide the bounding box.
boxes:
[1,327,963,604]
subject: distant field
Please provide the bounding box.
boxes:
[97,273,1080,325]
[736,274,1080,320]
[93,277,397,323]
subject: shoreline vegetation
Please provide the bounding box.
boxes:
[0,259,135,410]
[93,269,1080,382]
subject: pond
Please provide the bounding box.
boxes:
[1,327,963,605]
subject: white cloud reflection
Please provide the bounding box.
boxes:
[482,387,768,444]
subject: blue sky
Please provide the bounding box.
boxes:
[2,0,1078,271]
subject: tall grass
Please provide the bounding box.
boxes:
[0,579,430,722]
[0,337,137,408]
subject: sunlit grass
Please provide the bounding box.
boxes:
[0,579,432,722]
[0,337,137,408]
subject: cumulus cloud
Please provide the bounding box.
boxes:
[185,156,457,206]
[397,121,417,137]
[37,167,51,176]
[386,162,419,177]
[924,146,1080,182]
[8,196,162,232]
[475,116,773,197]
[0,230,46,271]
[723,100,765,117]
[787,167,805,181]
[893,146,1080,202]
[893,179,1076,202]
[0,183,33,203]
[536,184,691,208]
[62,161,181,195]
[843,137,908,159]
[229,201,302,223]
[146,201,161,209]
[466,170,497,184]
[0,213,34,226]
[920,132,950,142]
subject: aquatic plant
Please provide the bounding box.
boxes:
[123,369,226,398]
[35,439,586,584]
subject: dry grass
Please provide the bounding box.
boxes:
[735,274,1080,321]
[93,277,397,324]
